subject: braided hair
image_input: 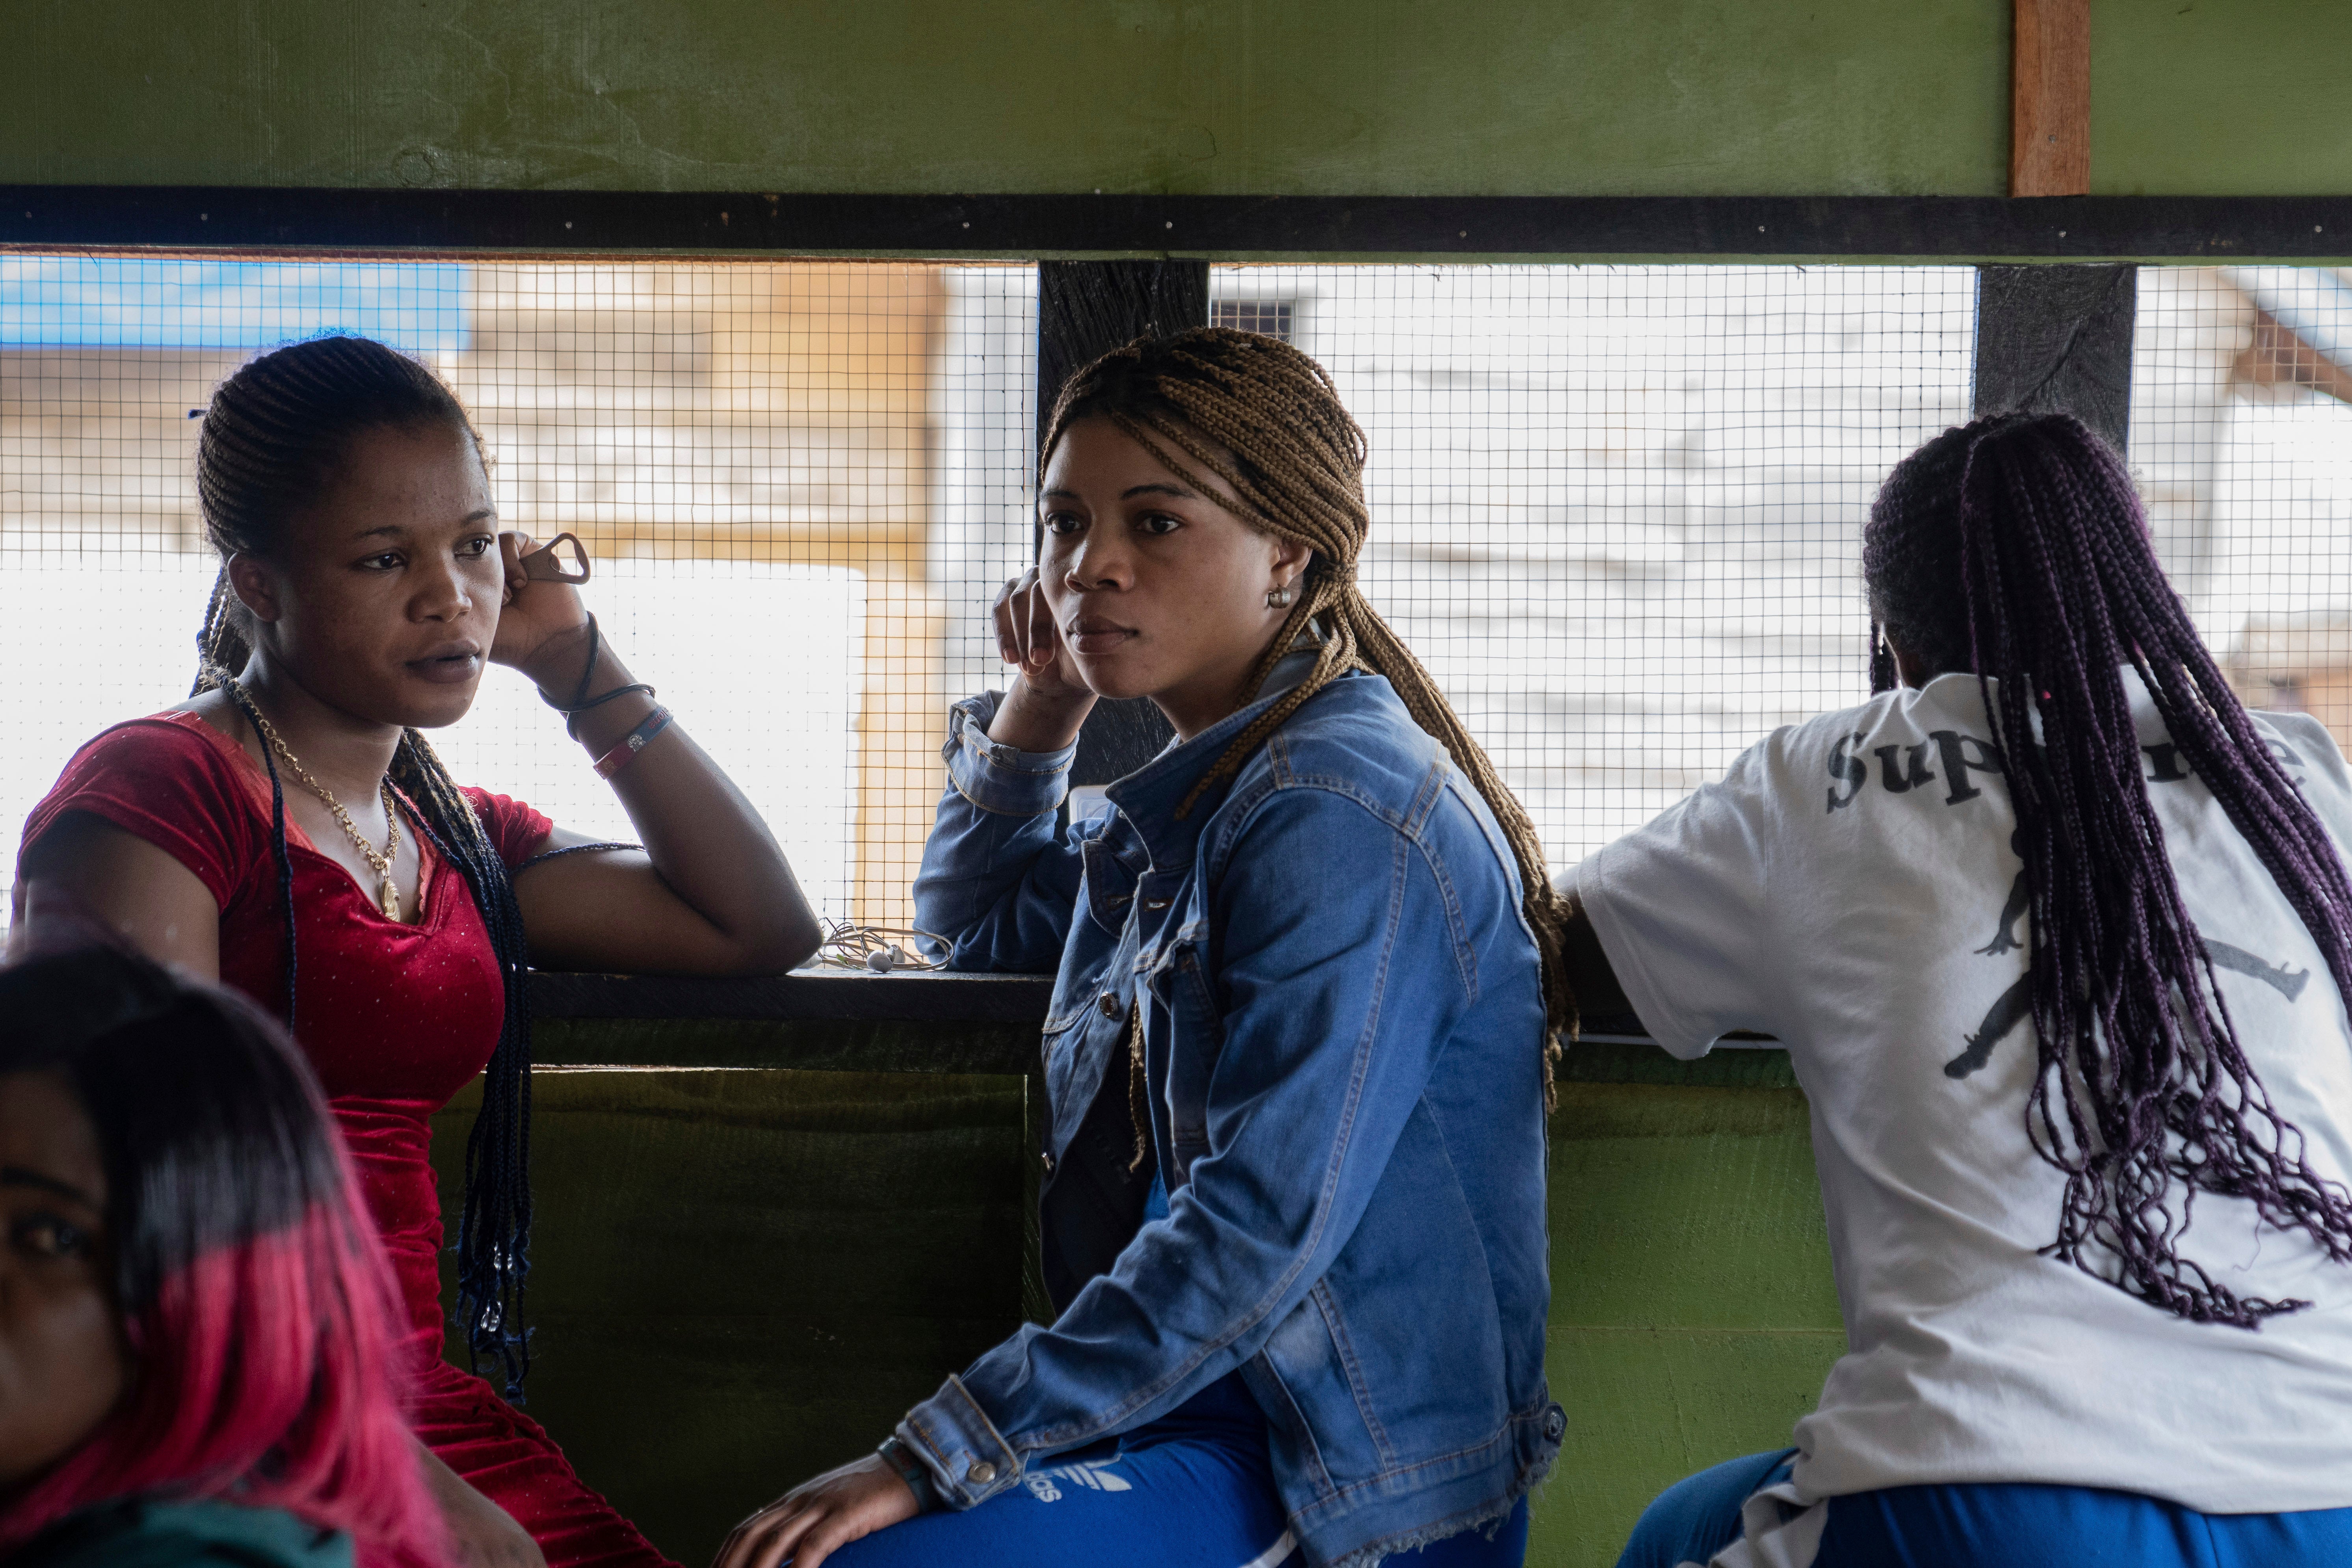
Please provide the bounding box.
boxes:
[1866,411,2352,1327]
[190,334,539,1393]
[1043,328,1575,1105]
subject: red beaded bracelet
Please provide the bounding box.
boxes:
[592,705,675,779]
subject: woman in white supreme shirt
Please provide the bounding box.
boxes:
[1575,413,2352,1568]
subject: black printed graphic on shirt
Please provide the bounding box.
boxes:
[1943,939,2311,1080]
[1825,727,2307,817]
[1829,729,2007,813]
[1827,725,2320,1081]
[1977,831,2030,957]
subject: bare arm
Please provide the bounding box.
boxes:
[492,536,822,977]
[12,815,221,978]
[416,1435,547,1568]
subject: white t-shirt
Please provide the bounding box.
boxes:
[1577,670,2352,1513]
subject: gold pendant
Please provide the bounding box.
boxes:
[380,876,402,921]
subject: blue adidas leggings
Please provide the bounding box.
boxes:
[828,1374,1528,1568]
[1618,1449,2352,1568]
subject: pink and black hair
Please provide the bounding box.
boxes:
[1866,412,2352,1328]
[0,945,445,1567]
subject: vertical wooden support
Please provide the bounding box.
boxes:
[2012,0,2091,197]
[1973,264,2137,452]
[1034,260,1210,785]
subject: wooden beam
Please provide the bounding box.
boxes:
[2013,0,2091,197]
[16,188,2352,259]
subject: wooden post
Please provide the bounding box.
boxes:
[2012,0,2091,197]
[1973,265,2136,452]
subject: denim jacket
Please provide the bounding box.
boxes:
[898,668,1562,1568]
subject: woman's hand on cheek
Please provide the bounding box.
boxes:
[714,1455,919,1568]
[489,532,593,680]
[988,569,1095,753]
[995,569,1091,700]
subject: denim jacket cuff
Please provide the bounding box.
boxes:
[943,692,1075,817]
[897,1374,1022,1509]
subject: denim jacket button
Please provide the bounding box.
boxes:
[969,1462,996,1485]
[1543,1406,1566,1441]
[1098,991,1122,1019]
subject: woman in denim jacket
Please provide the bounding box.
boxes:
[719,331,1569,1568]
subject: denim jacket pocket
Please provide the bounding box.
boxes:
[1147,938,1222,1179]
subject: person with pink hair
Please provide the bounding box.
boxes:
[0,943,444,1568]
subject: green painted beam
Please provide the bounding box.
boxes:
[0,2,2007,197]
[424,1025,1839,1568]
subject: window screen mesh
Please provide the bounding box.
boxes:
[1214,264,1976,872]
[6,257,2352,934]
[0,260,1036,929]
[2133,266,2352,751]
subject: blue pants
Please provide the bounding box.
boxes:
[831,1374,1528,1568]
[1618,1449,2352,1568]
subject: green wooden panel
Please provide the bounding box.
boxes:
[421,1029,1838,1568]
[428,1065,1030,1567]
[1528,1327,1843,1568]
[2094,0,2352,197]
[1533,1082,1843,1568]
[0,1,2006,198]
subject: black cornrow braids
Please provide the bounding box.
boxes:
[190,333,540,1395]
[1865,411,2352,1328]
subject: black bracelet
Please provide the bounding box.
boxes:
[535,613,657,738]
[876,1436,938,1514]
[553,682,658,735]
[570,612,602,710]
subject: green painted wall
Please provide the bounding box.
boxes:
[4,2,2006,197]
[7,2,2350,202]
[2094,0,2352,195]
[429,1030,1840,1568]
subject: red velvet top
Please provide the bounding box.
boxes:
[19,713,552,1366]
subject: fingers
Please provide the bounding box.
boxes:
[993,570,1035,668]
[498,532,533,606]
[781,1483,902,1568]
[714,1462,916,1568]
[994,568,1052,671]
[752,1505,824,1568]
[712,1497,807,1568]
[1021,583,1058,674]
[789,1513,863,1568]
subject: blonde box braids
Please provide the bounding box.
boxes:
[1042,327,1575,1106]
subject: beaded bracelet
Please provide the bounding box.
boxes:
[592,705,675,779]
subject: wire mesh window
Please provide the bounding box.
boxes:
[2131,267,2352,749]
[0,259,1036,928]
[1213,264,1977,870]
[7,257,2352,932]
[1210,298,1294,340]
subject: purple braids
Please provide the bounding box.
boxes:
[1867,412,2352,1327]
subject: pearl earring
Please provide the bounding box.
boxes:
[1266,584,1297,608]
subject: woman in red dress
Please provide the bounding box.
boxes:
[10,336,823,1568]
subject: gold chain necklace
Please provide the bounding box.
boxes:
[226,681,407,921]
